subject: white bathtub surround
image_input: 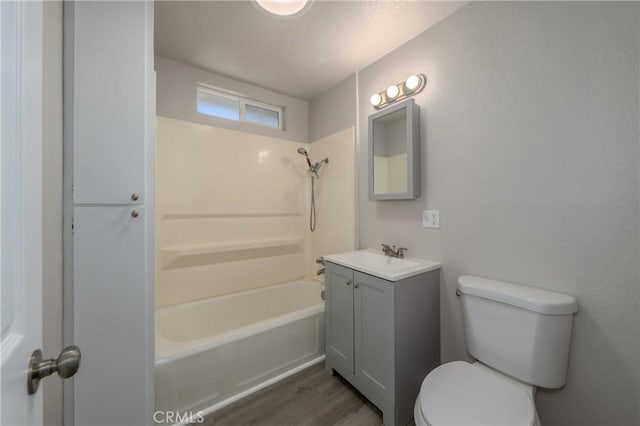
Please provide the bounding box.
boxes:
[155,280,325,418]
[155,117,309,307]
[308,127,356,280]
[155,116,356,307]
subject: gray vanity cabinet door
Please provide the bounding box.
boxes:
[354,272,395,404]
[325,263,355,374]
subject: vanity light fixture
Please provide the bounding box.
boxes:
[370,73,426,109]
[405,74,421,91]
[370,93,383,107]
[386,85,400,99]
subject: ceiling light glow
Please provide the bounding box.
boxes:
[255,0,310,16]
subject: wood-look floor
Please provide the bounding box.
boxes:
[199,362,384,426]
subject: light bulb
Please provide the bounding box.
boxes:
[386,85,399,99]
[370,93,382,106]
[405,75,421,91]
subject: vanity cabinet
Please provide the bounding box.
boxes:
[325,262,440,426]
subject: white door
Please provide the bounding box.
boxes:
[1,1,44,425]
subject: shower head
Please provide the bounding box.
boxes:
[297,147,312,167]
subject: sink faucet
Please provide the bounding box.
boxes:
[381,244,408,258]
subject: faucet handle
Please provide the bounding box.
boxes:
[397,247,408,258]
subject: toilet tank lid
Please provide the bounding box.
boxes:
[458,275,578,315]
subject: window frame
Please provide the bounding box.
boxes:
[196,84,284,130]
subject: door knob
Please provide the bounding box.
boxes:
[27,345,81,395]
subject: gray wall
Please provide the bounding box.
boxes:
[43,2,64,425]
[309,74,356,142]
[156,56,309,142]
[356,2,638,426]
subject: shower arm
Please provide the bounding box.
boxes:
[310,158,329,172]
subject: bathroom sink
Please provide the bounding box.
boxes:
[323,249,441,282]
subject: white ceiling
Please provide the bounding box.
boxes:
[155,1,468,100]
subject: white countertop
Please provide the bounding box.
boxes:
[324,249,441,282]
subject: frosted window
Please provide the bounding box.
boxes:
[196,85,283,130]
[245,104,280,128]
[197,90,240,121]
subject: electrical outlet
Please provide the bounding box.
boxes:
[422,210,440,228]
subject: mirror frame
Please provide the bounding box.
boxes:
[368,97,420,200]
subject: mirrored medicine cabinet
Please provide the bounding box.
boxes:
[368,98,420,200]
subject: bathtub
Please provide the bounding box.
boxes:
[155,279,325,418]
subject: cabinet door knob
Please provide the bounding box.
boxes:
[346,280,351,286]
[131,210,139,218]
[131,193,140,201]
[354,282,360,288]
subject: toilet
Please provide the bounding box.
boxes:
[415,275,578,426]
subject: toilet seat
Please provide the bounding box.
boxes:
[416,361,537,426]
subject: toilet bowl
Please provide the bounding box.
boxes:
[414,361,540,426]
[414,275,577,426]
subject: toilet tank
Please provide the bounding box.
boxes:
[458,275,578,389]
